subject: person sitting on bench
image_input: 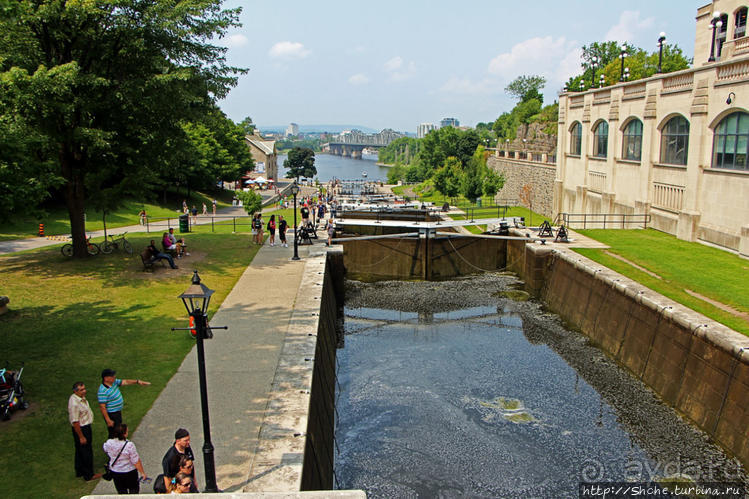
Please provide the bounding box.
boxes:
[166,228,188,257]
[148,240,178,269]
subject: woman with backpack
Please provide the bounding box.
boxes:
[267,214,276,246]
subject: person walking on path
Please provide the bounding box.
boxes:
[212,198,217,216]
[326,218,336,246]
[98,369,151,438]
[103,423,148,494]
[201,202,207,216]
[190,205,198,225]
[278,215,288,247]
[267,214,276,246]
[69,382,102,481]
[162,428,196,492]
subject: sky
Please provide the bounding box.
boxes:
[216,1,705,133]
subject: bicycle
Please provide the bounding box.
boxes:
[61,236,100,256]
[101,232,133,255]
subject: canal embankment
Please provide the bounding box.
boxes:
[515,242,749,468]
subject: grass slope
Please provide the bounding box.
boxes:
[575,229,749,336]
[0,233,257,498]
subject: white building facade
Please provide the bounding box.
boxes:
[555,0,749,256]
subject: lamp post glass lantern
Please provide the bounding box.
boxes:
[290,182,300,260]
[620,43,628,81]
[657,32,666,73]
[177,270,219,492]
[709,12,721,62]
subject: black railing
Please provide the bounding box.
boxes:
[143,215,255,233]
[559,213,651,229]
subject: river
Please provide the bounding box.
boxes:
[277,152,389,182]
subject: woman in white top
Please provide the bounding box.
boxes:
[102,423,148,494]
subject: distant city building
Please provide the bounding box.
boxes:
[285,123,299,137]
[417,123,435,138]
[440,117,460,128]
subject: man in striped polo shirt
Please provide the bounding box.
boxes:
[98,368,151,438]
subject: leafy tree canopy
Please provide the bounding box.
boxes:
[239,116,256,135]
[505,75,546,104]
[235,189,262,216]
[284,147,317,181]
[566,41,691,91]
[0,0,245,256]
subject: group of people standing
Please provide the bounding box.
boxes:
[252,213,289,247]
[68,369,199,494]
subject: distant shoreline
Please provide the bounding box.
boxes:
[375,162,393,168]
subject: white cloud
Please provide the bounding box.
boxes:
[383,56,416,82]
[268,41,311,60]
[348,73,369,85]
[487,36,583,94]
[384,56,403,72]
[438,77,498,96]
[225,34,249,48]
[604,11,655,43]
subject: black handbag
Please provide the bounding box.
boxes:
[103,441,128,481]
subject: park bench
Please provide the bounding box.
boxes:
[140,249,166,272]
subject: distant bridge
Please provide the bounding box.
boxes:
[324,128,405,159]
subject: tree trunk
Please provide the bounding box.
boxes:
[61,152,89,258]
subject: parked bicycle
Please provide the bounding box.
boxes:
[101,232,133,255]
[61,236,100,257]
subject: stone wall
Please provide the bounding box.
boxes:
[515,244,749,468]
[487,156,555,219]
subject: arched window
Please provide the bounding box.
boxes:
[622,119,643,161]
[570,122,582,155]
[660,116,689,165]
[593,121,608,158]
[713,112,749,170]
[735,8,747,39]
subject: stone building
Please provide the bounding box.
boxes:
[245,132,278,180]
[556,0,749,256]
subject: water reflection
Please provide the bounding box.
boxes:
[335,299,746,497]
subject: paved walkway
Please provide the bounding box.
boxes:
[92,228,331,494]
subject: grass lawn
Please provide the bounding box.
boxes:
[0,190,236,241]
[574,229,749,337]
[0,233,258,498]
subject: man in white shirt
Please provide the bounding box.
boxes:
[68,382,101,481]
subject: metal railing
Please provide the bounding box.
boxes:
[142,215,255,233]
[558,212,651,229]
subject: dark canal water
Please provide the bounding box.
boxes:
[278,152,389,182]
[334,275,747,498]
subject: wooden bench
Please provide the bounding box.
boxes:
[140,249,166,272]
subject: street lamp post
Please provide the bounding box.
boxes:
[657,32,666,73]
[579,80,585,92]
[619,43,628,82]
[709,12,722,62]
[175,271,227,493]
[591,55,599,87]
[290,182,300,261]
[599,74,606,88]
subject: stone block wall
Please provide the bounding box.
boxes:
[516,247,749,468]
[487,156,555,219]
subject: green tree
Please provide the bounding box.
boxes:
[461,147,489,203]
[0,0,244,256]
[239,116,256,135]
[505,75,546,104]
[234,189,262,216]
[284,147,316,181]
[483,168,505,199]
[433,157,462,200]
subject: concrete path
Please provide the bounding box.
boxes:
[92,230,331,494]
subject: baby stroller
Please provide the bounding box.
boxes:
[0,364,29,420]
